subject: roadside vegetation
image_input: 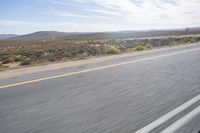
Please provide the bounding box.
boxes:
[106,46,121,54]
[125,44,154,52]
[0,36,200,69]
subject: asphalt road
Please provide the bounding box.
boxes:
[0,44,200,133]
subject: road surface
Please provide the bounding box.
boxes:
[0,44,200,133]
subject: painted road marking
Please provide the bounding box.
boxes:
[0,47,200,89]
[161,105,200,133]
[135,94,200,133]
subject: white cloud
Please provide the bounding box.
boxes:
[51,10,88,18]
[85,9,121,16]
[49,10,112,20]
[1,0,200,34]
[70,0,200,28]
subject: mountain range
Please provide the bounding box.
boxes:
[1,27,200,41]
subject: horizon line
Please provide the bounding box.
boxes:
[1,26,200,35]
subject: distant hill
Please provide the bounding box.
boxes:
[8,31,83,40]
[2,27,200,41]
[0,34,19,40]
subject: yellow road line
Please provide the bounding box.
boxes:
[0,47,200,89]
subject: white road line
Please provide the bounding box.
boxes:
[161,105,200,133]
[135,94,200,133]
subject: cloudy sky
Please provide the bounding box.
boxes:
[0,0,200,34]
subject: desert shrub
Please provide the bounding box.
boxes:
[183,38,194,44]
[20,59,32,65]
[2,56,15,64]
[15,56,25,62]
[106,46,121,54]
[39,53,57,62]
[171,40,178,45]
[75,54,88,60]
[47,56,56,62]
[125,47,135,52]
[135,45,145,51]
[196,37,200,42]
[145,44,153,49]
[1,35,200,69]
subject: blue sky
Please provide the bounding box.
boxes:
[0,0,200,34]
